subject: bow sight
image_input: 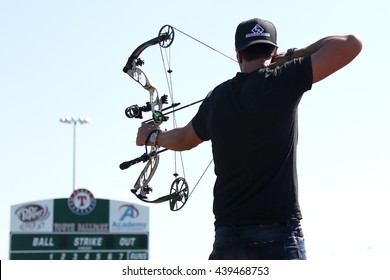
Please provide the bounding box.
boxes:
[125,94,168,122]
[125,95,184,124]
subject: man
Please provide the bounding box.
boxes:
[136,18,362,259]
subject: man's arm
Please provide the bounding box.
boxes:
[270,35,363,83]
[295,35,363,83]
[136,121,203,151]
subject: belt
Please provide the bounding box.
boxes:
[218,220,298,229]
[257,219,297,228]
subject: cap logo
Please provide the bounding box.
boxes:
[245,24,270,38]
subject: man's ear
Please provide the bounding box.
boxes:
[236,51,243,63]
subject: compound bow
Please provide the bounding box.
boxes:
[120,25,234,211]
[120,25,191,211]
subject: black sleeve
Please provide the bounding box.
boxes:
[191,91,213,141]
[276,56,313,102]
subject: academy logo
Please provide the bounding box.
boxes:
[246,24,271,38]
[119,204,140,219]
[110,203,148,232]
[68,188,96,215]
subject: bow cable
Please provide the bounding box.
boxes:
[172,26,237,63]
[159,38,187,185]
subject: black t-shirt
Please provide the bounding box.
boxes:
[192,56,313,227]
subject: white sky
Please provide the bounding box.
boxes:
[1,0,389,263]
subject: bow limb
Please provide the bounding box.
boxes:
[123,26,174,124]
[131,147,160,199]
[122,25,174,74]
[130,147,188,207]
[128,145,189,210]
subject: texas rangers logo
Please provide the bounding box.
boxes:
[68,188,96,215]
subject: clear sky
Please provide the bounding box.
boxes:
[1,0,389,262]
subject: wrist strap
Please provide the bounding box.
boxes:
[145,129,161,146]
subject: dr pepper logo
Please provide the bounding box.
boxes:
[15,204,50,230]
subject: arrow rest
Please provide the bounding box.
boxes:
[152,111,168,123]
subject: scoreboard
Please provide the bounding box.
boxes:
[10,233,148,260]
[10,189,149,260]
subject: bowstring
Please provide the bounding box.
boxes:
[159,45,187,181]
[159,44,213,201]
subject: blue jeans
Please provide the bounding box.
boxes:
[208,220,306,260]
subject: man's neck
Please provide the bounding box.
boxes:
[240,58,269,73]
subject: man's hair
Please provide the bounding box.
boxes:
[239,43,276,61]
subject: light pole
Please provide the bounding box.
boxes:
[59,116,90,191]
